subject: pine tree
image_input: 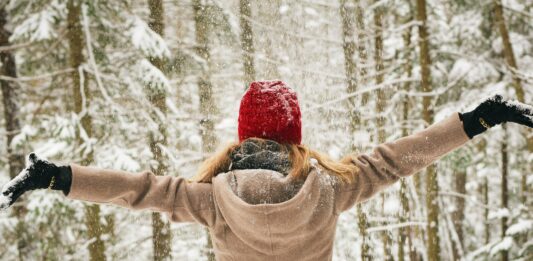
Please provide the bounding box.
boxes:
[339,1,371,259]
[355,0,369,106]
[372,1,392,259]
[239,0,255,88]
[500,125,509,261]
[66,1,106,260]
[146,0,172,259]
[415,0,440,260]
[192,0,218,259]
[492,0,531,205]
[0,6,29,260]
[398,10,416,261]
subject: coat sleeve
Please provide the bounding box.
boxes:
[335,113,470,213]
[66,165,216,226]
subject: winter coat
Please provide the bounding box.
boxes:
[66,113,470,261]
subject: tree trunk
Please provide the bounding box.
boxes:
[398,14,419,261]
[399,179,409,261]
[355,0,368,106]
[0,7,30,260]
[373,3,392,260]
[256,0,281,79]
[415,0,440,260]
[451,170,466,260]
[500,125,509,261]
[357,205,371,260]
[340,1,371,259]
[493,0,531,205]
[475,140,490,246]
[483,176,490,245]
[192,1,218,260]
[239,0,255,88]
[340,0,359,131]
[147,0,172,259]
[67,1,106,260]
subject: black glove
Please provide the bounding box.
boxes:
[0,153,72,211]
[459,95,533,139]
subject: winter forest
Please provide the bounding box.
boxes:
[0,0,532,260]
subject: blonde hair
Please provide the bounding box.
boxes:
[192,138,359,183]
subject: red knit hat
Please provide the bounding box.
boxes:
[238,81,302,144]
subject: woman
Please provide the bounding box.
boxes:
[1,81,532,260]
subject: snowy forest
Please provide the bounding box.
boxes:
[0,0,532,260]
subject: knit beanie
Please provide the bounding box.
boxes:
[238,81,302,144]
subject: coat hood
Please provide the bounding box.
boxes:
[226,138,304,205]
[212,138,339,257]
[212,167,337,257]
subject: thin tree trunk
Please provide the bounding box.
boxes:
[476,140,490,246]
[357,205,371,260]
[340,0,359,130]
[451,170,466,260]
[415,0,440,260]
[483,176,490,245]
[0,7,29,260]
[340,1,371,259]
[373,2,392,260]
[67,1,106,260]
[399,179,408,261]
[500,125,509,261]
[355,1,368,106]
[192,1,218,260]
[398,14,418,261]
[147,0,172,259]
[193,1,217,153]
[256,0,281,79]
[493,0,531,205]
[239,0,255,87]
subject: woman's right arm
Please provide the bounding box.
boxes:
[334,112,470,213]
[335,95,533,213]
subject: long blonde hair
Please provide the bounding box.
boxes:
[192,138,359,183]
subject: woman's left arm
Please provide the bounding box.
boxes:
[1,155,217,226]
[67,165,216,226]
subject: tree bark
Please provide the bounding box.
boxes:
[256,0,281,79]
[415,0,440,260]
[355,1,368,106]
[357,205,371,260]
[67,1,106,260]
[493,0,531,205]
[192,1,218,260]
[147,0,172,259]
[398,14,419,261]
[239,0,256,88]
[500,125,509,261]
[0,7,30,260]
[373,3,392,260]
[451,170,466,260]
[340,1,371,259]
[340,0,359,131]
[476,140,490,246]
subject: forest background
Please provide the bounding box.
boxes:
[0,0,532,260]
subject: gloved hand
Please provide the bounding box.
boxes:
[459,95,533,138]
[0,153,72,211]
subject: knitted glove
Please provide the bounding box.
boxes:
[0,153,72,211]
[459,95,533,139]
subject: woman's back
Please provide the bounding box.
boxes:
[211,167,339,261]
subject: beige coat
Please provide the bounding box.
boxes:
[67,113,470,260]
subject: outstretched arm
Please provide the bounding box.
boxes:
[335,95,533,213]
[1,154,216,226]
